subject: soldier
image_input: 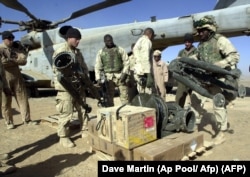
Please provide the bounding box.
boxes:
[133,27,155,94]
[0,41,16,174]
[52,28,90,148]
[192,15,240,145]
[175,33,198,108]
[152,50,168,100]
[95,34,129,106]
[0,31,38,129]
[127,43,138,103]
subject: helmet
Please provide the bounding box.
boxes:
[193,15,218,32]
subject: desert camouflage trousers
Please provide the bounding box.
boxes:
[104,78,128,107]
[55,91,85,137]
[2,76,30,124]
[191,85,228,131]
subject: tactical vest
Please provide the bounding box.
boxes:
[100,47,123,73]
[197,34,224,63]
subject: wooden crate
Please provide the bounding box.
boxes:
[98,138,133,161]
[96,107,115,142]
[133,132,204,161]
[114,105,157,149]
[133,137,183,161]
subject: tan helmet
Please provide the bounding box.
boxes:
[193,15,218,32]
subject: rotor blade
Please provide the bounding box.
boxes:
[0,29,20,35]
[0,18,21,25]
[51,0,131,27]
[0,0,38,21]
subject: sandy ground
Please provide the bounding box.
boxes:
[0,79,250,177]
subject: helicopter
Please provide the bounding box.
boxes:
[0,0,250,96]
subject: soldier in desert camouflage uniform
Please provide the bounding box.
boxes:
[192,15,240,145]
[95,34,129,106]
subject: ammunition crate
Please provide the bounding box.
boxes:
[96,107,115,142]
[114,105,157,149]
[96,105,157,149]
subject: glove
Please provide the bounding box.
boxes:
[213,60,228,68]
[146,73,154,88]
[120,73,127,84]
[3,88,12,96]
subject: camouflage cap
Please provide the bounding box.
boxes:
[193,15,218,32]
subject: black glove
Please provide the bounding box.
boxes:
[120,73,127,84]
[146,73,154,88]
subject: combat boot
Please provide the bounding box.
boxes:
[0,162,16,175]
[59,137,75,148]
[24,120,39,125]
[213,132,226,146]
[7,124,14,130]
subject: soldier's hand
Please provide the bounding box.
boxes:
[214,60,228,68]
[146,73,154,88]
[3,88,12,96]
[120,73,127,84]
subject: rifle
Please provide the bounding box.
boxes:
[98,70,112,107]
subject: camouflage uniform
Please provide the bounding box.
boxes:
[175,45,198,107]
[53,42,89,139]
[0,41,32,127]
[133,35,153,94]
[192,15,240,134]
[95,46,129,106]
[152,50,168,100]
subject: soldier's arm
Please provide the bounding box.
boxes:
[215,36,240,68]
[140,39,152,74]
[94,50,103,81]
[119,47,130,74]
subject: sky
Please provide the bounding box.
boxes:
[0,0,250,79]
